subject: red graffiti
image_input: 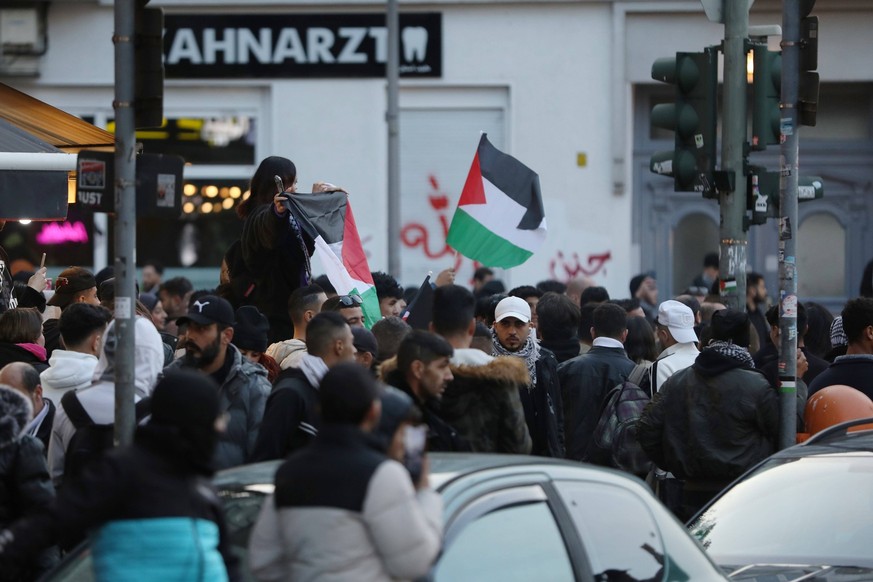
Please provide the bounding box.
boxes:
[549,250,612,282]
[400,175,480,273]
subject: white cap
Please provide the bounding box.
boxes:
[656,300,697,344]
[495,296,531,323]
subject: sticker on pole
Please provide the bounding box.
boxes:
[782,294,798,318]
[115,297,132,320]
[780,117,794,136]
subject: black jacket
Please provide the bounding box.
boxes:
[0,343,48,373]
[557,345,635,460]
[808,355,873,401]
[239,204,315,343]
[250,367,319,462]
[0,246,45,315]
[540,338,581,364]
[637,349,778,483]
[522,348,565,458]
[382,362,471,453]
[1,424,240,580]
[31,398,55,455]
[0,388,55,581]
[760,346,829,391]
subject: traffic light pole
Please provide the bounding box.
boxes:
[777,1,801,450]
[718,0,750,312]
[113,0,137,446]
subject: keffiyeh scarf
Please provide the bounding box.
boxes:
[491,329,540,388]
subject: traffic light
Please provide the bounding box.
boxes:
[134,4,164,129]
[799,16,820,126]
[750,45,781,151]
[649,49,718,196]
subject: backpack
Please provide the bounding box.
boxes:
[60,391,151,484]
[584,368,653,477]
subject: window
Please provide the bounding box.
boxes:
[555,481,665,582]
[435,501,574,582]
[798,213,845,297]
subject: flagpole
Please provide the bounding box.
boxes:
[386,0,401,278]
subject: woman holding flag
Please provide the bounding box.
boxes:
[233,156,315,344]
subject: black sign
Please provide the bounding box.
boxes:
[163,13,442,79]
[76,151,184,217]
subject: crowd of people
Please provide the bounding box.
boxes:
[0,157,871,580]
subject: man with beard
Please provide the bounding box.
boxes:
[491,297,564,457]
[381,331,470,452]
[165,295,270,470]
[747,272,771,350]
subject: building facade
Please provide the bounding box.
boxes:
[2,0,871,306]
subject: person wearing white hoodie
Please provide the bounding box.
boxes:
[39,303,111,403]
[47,316,165,487]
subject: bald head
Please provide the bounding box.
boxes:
[0,362,43,415]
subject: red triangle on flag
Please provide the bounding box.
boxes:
[457,151,486,206]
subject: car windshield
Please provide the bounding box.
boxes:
[689,453,873,568]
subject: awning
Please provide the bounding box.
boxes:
[0,83,114,153]
[0,83,113,220]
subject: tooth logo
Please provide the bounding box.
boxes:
[401,27,428,62]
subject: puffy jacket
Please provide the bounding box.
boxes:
[239,204,315,343]
[381,359,471,453]
[249,425,442,582]
[0,342,47,373]
[637,349,778,482]
[40,349,99,403]
[440,350,532,454]
[49,317,164,486]
[166,345,270,470]
[557,345,635,460]
[1,424,239,582]
[0,386,55,581]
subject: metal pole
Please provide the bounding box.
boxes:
[718,0,749,312]
[386,0,401,279]
[113,0,137,446]
[777,1,800,450]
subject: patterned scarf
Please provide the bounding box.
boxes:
[491,328,540,388]
[706,340,755,369]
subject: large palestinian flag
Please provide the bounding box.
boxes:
[446,134,547,268]
[283,192,380,328]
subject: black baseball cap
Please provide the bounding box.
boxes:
[176,295,235,327]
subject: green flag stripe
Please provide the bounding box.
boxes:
[447,208,533,268]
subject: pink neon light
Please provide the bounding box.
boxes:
[35,222,89,245]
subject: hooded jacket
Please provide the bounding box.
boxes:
[637,348,778,483]
[48,317,164,486]
[439,349,532,454]
[266,338,308,370]
[0,386,55,581]
[380,358,471,453]
[0,424,240,582]
[40,350,100,403]
[167,345,270,470]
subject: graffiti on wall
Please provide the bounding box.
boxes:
[549,250,612,282]
[400,175,481,274]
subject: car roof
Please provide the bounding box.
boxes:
[213,452,638,496]
[771,421,873,462]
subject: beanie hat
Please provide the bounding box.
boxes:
[375,386,421,450]
[0,385,33,447]
[139,292,159,312]
[232,306,270,353]
[150,369,220,431]
[710,309,751,348]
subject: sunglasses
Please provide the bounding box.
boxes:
[338,294,363,307]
